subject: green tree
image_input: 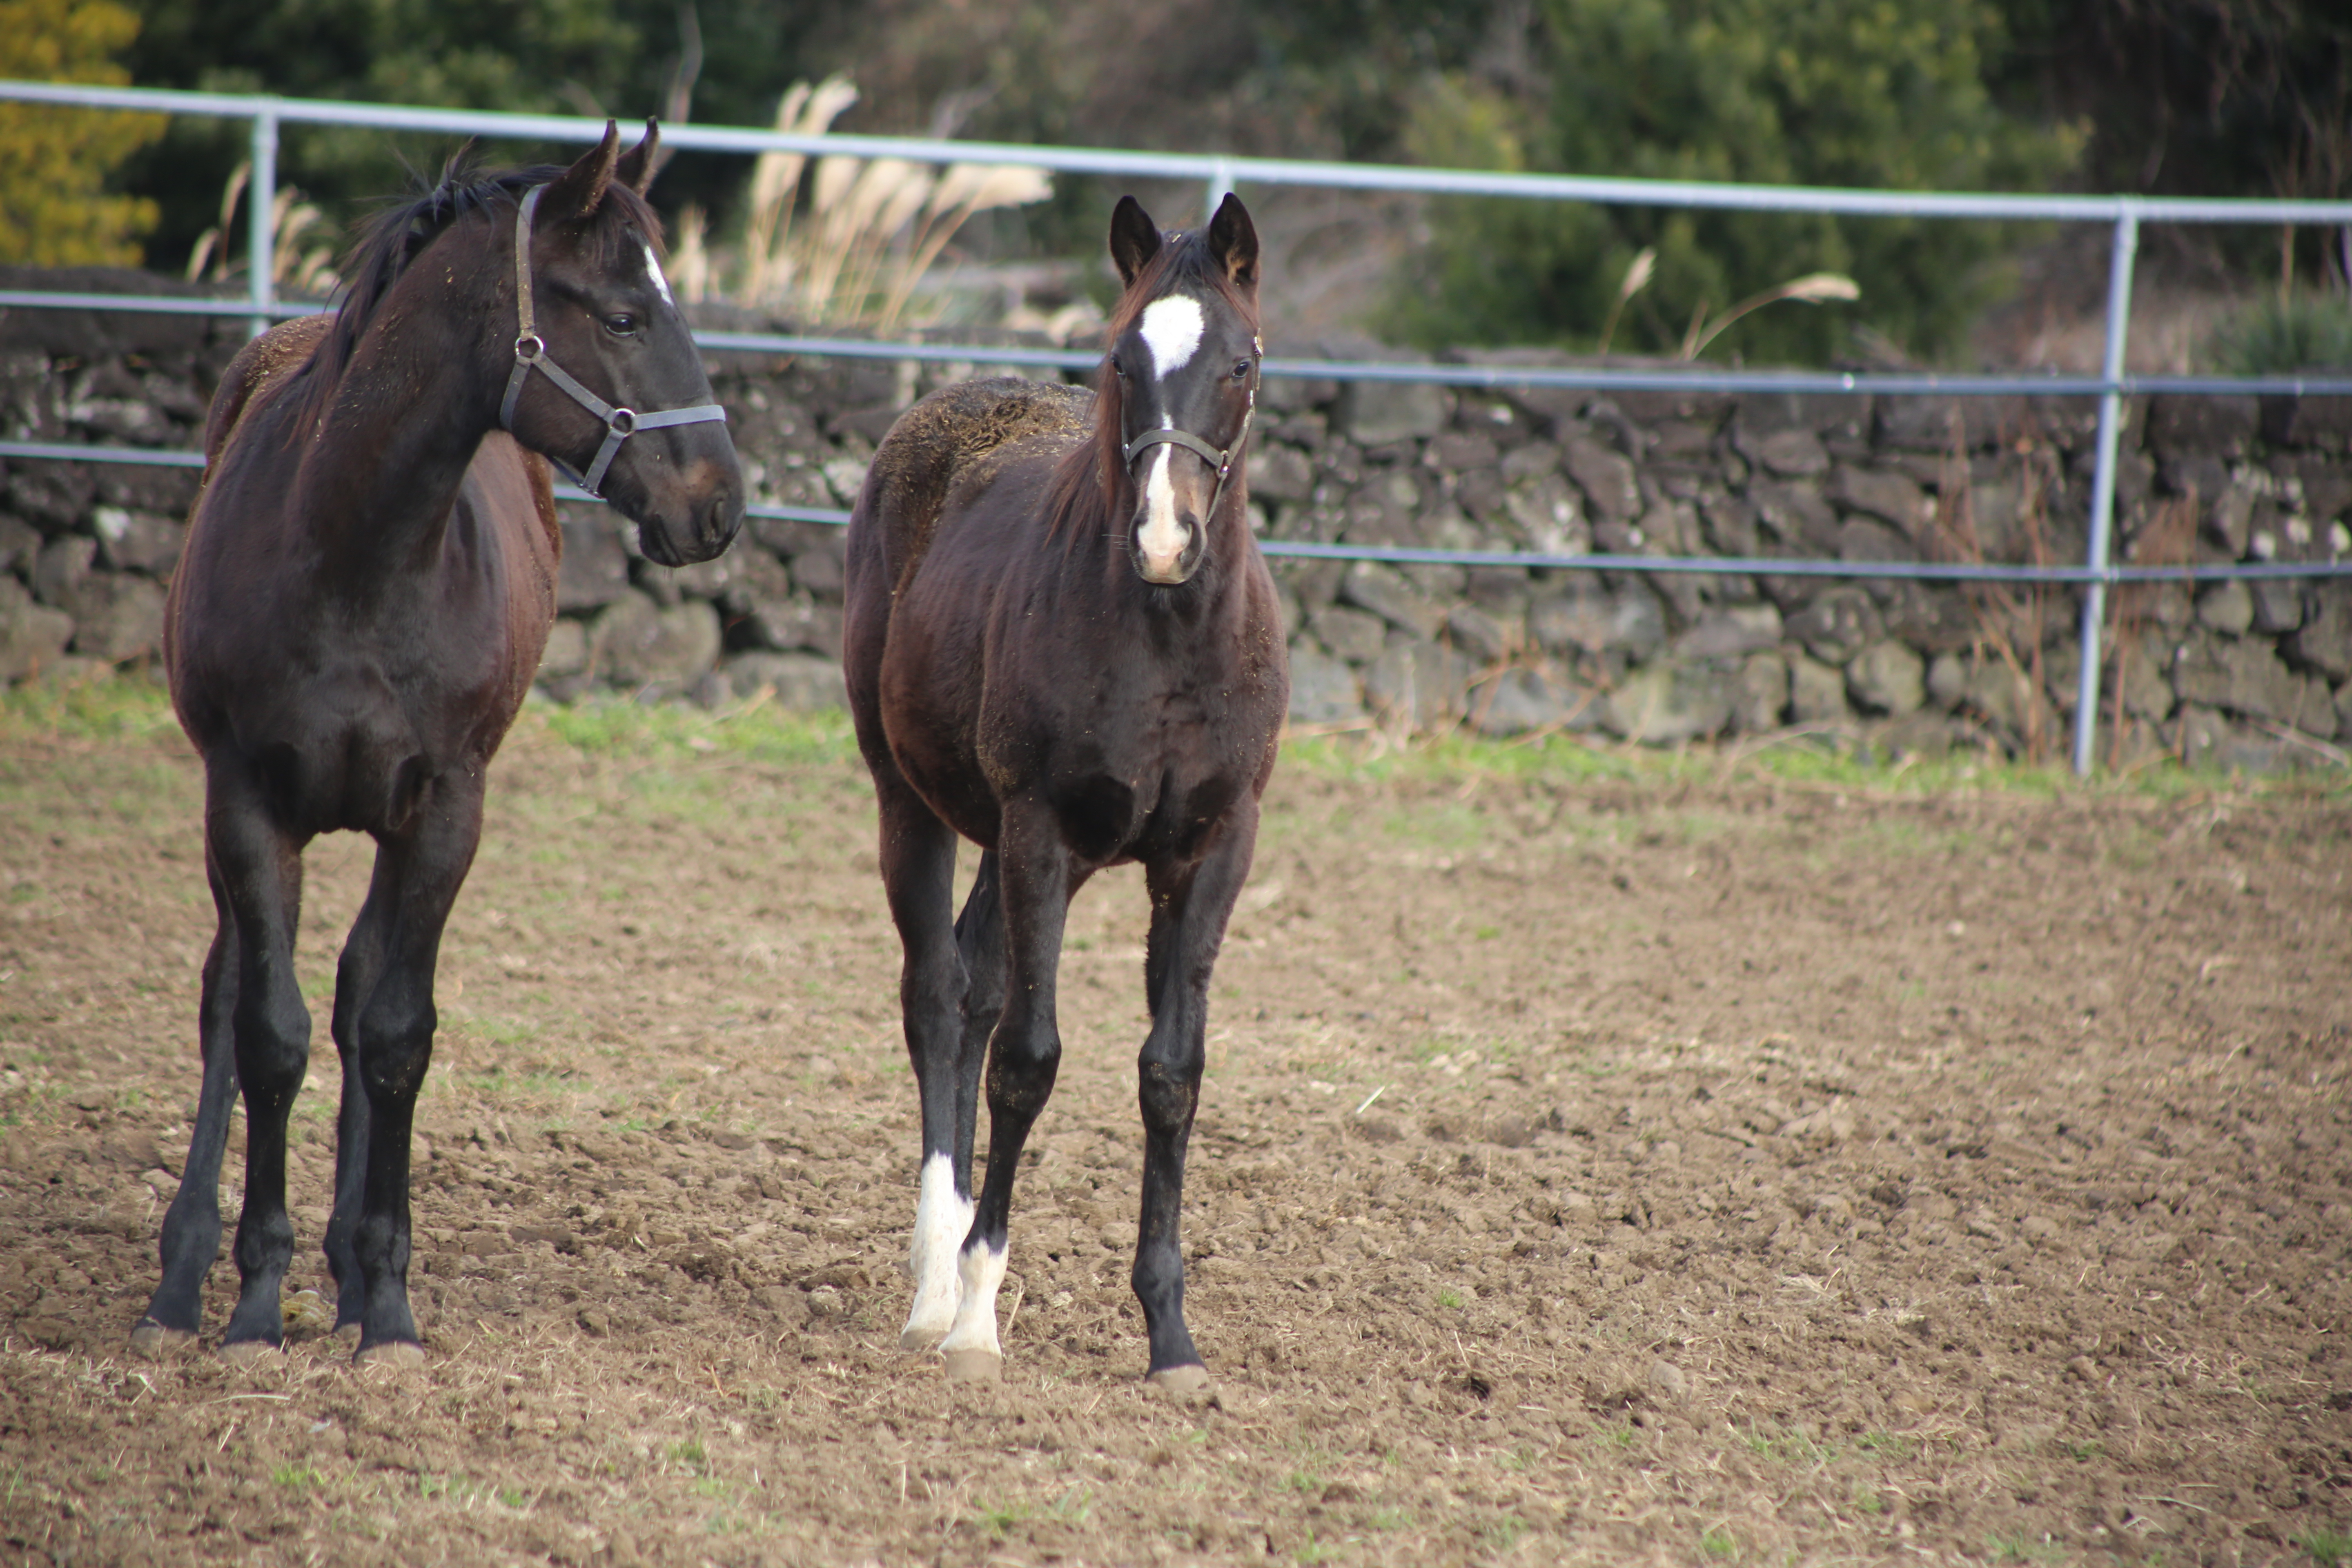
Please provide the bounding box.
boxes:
[0,0,162,266]
[117,0,844,273]
[1390,0,2082,363]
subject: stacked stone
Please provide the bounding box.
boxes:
[5,276,2349,768]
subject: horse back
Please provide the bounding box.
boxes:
[849,376,1091,595]
[202,316,334,462]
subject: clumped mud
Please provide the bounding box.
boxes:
[2,709,2348,1566]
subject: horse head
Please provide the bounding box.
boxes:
[1105,194,1261,587]
[503,122,745,568]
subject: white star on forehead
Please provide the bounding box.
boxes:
[1138,294,1205,379]
[641,241,674,308]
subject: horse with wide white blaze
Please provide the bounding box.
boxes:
[843,194,1288,1388]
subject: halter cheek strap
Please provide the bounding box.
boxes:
[499,184,728,498]
[1119,371,1257,525]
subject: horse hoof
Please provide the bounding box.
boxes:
[218,1339,278,1366]
[355,1340,428,1371]
[128,1321,195,1360]
[941,1348,1002,1384]
[899,1322,949,1352]
[1148,1364,1214,1397]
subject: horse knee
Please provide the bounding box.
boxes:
[357,984,436,1102]
[1137,1056,1200,1134]
[232,987,311,1108]
[985,1025,1060,1118]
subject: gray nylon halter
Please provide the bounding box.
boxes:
[1118,337,1259,526]
[498,184,728,498]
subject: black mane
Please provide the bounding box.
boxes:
[298,149,666,416]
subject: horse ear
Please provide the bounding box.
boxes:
[1109,196,1161,289]
[1207,193,1259,291]
[543,120,622,221]
[615,118,661,196]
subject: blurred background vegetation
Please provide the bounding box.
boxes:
[10,0,2351,366]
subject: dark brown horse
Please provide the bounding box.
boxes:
[844,195,1287,1388]
[133,123,743,1365]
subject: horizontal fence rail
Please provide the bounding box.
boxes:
[6,78,2352,772]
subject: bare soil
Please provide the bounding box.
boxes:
[2,699,2349,1567]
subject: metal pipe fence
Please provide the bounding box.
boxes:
[6,78,2352,771]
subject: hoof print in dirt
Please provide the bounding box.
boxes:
[941,1349,1002,1384]
[127,1321,195,1359]
[356,1341,428,1371]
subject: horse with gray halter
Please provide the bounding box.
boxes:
[132,122,742,1365]
[844,194,1287,1388]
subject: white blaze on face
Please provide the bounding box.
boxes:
[641,242,675,308]
[937,1236,1011,1360]
[1138,293,1204,379]
[1137,415,1189,582]
[899,1151,972,1350]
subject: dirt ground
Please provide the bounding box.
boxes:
[1,690,2348,1567]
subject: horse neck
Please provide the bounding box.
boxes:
[294,228,507,587]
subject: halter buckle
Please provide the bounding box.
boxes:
[606,407,638,436]
[513,334,545,365]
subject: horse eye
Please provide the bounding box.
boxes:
[1110,356,1127,379]
[603,313,639,337]
[1232,360,1252,380]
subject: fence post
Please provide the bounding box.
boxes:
[2070,202,2140,777]
[247,102,279,339]
[1205,157,1234,225]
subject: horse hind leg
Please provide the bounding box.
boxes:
[877,781,971,1352]
[132,848,242,1356]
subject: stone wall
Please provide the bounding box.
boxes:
[5,270,2350,768]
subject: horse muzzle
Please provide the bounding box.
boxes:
[1130,503,1204,586]
[630,453,745,567]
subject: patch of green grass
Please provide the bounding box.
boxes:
[1986,1532,2069,1564]
[1279,718,2350,800]
[973,1499,1032,1539]
[1702,1524,1738,1558]
[0,672,178,744]
[1480,1515,1528,1552]
[1365,1506,1414,1531]
[532,694,859,767]
[1295,1529,1343,1565]
[1435,1287,1464,1310]
[1853,1430,1914,1461]
[666,1437,708,1475]
[2296,1526,2352,1567]
[1599,1421,1637,1450]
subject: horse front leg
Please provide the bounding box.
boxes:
[874,773,974,1351]
[1134,802,1260,1389]
[132,844,243,1355]
[939,800,1069,1382]
[347,778,483,1365]
[323,849,402,1333]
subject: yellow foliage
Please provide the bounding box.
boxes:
[0,0,163,267]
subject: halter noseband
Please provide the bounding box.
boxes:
[1118,347,1258,526]
[499,184,728,498]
